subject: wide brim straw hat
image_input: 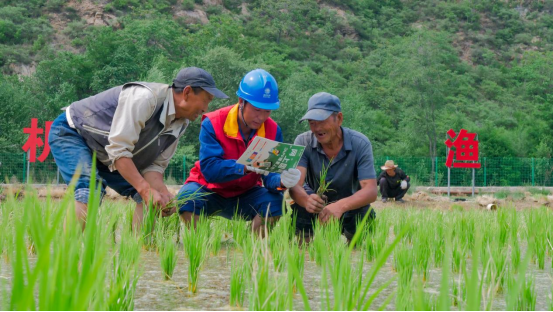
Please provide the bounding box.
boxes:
[381,160,398,170]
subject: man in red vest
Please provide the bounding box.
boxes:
[178,69,301,234]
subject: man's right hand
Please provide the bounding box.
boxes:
[140,187,170,210]
[304,193,325,214]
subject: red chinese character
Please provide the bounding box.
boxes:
[444,129,481,169]
[22,118,53,163]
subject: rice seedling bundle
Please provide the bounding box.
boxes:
[229,255,248,308]
[525,208,547,269]
[109,229,141,311]
[209,218,225,256]
[248,237,288,310]
[181,215,211,293]
[159,237,178,280]
[268,219,290,272]
[413,225,431,281]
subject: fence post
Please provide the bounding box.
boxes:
[435,156,438,187]
[22,152,26,183]
[483,157,486,187]
[182,155,186,182]
[531,157,535,186]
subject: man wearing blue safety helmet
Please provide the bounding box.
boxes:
[177,69,301,235]
[289,92,378,243]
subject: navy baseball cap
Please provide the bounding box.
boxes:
[299,92,341,122]
[173,67,229,99]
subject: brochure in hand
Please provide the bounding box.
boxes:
[237,137,305,173]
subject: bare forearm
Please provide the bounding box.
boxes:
[143,171,169,194]
[114,157,150,194]
[289,184,309,207]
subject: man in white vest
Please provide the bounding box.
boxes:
[48,67,228,228]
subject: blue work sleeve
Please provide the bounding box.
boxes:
[199,118,246,183]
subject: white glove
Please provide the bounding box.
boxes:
[246,165,269,176]
[280,168,301,188]
[400,180,408,190]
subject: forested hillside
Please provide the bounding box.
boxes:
[1,0,552,169]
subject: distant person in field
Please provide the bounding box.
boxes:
[177,69,301,235]
[289,92,378,242]
[48,67,228,228]
[377,160,410,203]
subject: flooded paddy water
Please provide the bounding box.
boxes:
[1,192,553,310]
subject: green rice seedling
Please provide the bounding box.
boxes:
[268,219,289,272]
[437,230,452,310]
[309,218,343,266]
[464,233,484,311]
[394,212,414,242]
[287,238,305,293]
[141,202,157,250]
[451,237,467,274]
[320,212,404,311]
[231,211,250,248]
[248,236,288,311]
[525,208,547,269]
[229,255,248,308]
[181,215,211,293]
[431,212,445,267]
[8,159,133,310]
[506,269,537,310]
[316,157,334,203]
[486,241,508,293]
[159,237,178,280]
[452,274,466,308]
[496,208,510,248]
[411,277,435,310]
[364,216,388,262]
[286,242,310,310]
[506,245,534,311]
[455,211,476,251]
[209,218,225,256]
[108,229,141,310]
[394,240,414,310]
[413,226,431,281]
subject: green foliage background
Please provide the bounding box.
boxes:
[1,0,552,170]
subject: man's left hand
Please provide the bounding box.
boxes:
[319,202,345,223]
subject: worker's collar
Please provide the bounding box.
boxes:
[159,88,188,137]
[224,104,266,139]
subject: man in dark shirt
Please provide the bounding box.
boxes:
[377,160,410,203]
[289,92,378,242]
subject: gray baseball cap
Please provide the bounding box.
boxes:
[299,92,341,122]
[173,67,229,99]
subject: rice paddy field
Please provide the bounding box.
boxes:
[1,186,553,310]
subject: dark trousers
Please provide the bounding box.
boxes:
[379,178,409,200]
[291,201,375,240]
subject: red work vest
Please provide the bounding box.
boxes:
[185,104,278,198]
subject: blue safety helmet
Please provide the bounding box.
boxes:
[236,69,280,110]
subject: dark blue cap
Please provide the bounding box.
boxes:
[299,92,341,122]
[173,67,229,99]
